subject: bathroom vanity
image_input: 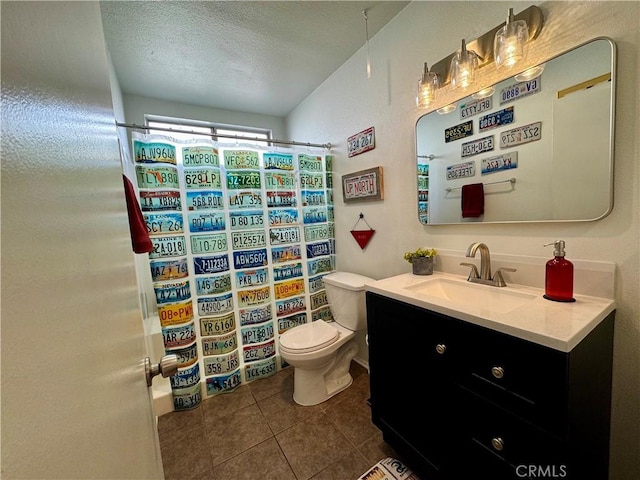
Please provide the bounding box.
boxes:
[366,273,615,480]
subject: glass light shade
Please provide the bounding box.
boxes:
[515,64,545,82]
[472,86,495,100]
[450,39,479,90]
[437,103,456,115]
[494,9,529,70]
[416,63,439,108]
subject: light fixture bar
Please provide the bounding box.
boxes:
[430,5,543,86]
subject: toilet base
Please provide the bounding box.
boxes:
[293,369,353,406]
[290,340,359,406]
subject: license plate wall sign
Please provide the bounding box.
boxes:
[446,161,476,180]
[444,121,473,143]
[342,166,384,204]
[482,152,518,175]
[500,122,542,148]
[460,97,493,119]
[347,126,375,158]
[131,132,335,409]
[479,107,514,132]
[461,136,494,158]
[500,78,541,105]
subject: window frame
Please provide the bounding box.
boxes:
[144,115,272,147]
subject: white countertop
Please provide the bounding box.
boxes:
[365,272,615,352]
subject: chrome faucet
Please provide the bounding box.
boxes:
[460,242,516,287]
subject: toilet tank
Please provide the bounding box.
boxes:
[323,272,375,331]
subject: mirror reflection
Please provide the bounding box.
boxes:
[416,38,615,224]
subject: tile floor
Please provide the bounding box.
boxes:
[158,361,406,480]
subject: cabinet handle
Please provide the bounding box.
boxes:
[435,344,447,355]
[491,437,505,451]
[491,366,505,379]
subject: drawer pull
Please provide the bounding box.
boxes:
[491,366,505,379]
[491,437,505,451]
[435,344,447,355]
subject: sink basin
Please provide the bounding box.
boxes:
[405,277,537,314]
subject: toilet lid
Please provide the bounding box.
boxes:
[279,321,339,353]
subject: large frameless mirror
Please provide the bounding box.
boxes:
[416,37,616,224]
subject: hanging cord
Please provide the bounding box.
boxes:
[352,213,373,230]
[116,122,331,150]
[363,10,371,79]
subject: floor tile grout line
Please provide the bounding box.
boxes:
[160,367,378,480]
[272,427,303,480]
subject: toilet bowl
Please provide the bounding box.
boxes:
[278,271,374,406]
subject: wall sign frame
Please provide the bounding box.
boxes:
[342,166,384,204]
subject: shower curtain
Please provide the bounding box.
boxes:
[132,132,335,410]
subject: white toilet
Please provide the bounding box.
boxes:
[278,271,375,406]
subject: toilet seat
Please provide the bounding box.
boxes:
[279,321,339,354]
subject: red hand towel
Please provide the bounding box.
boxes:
[122,174,153,254]
[461,183,484,218]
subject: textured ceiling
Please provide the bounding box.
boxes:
[100,1,409,117]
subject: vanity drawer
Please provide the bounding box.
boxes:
[451,387,567,479]
[457,324,568,435]
[367,293,467,378]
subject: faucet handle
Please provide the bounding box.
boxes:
[492,267,517,287]
[460,262,480,280]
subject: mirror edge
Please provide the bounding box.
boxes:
[415,36,617,226]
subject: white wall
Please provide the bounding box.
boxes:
[286,2,639,479]
[123,93,287,139]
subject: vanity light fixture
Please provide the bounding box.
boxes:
[416,62,439,108]
[450,39,480,90]
[494,8,529,70]
[415,5,543,103]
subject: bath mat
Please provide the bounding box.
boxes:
[357,457,420,480]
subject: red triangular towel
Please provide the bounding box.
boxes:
[122,174,153,254]
[461,183,484,218]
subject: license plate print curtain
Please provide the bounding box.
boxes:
[133,133,335,410]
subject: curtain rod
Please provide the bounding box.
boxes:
[116,122,331,150]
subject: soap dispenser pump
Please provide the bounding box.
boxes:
[543,240,575,302]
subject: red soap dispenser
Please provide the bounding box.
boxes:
[543,240,575,302]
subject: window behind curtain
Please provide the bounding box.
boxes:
[146,119,270,147]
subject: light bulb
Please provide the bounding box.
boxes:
[451,39,479,90]
[416,63,439,108]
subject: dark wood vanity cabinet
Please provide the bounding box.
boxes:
[366,292,615,480]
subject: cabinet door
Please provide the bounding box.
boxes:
[367,293,464,472]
